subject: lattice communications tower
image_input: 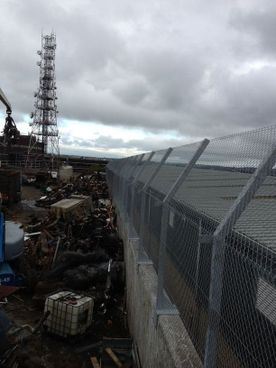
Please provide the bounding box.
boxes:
[27,32,59,168]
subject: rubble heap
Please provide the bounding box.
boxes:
[0,171,134,368]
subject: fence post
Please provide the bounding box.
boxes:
[110,157,123,199]
[204,144,276,368]
[117,157,133,217]
[112,158,127,209]
[129,152,155,231]
[156,139,210,321]
[123,154,144,220]
[137,147,173,264]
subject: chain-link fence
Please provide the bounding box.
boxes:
[106,125,276,368]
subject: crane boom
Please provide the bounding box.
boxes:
[0,88,19,146]
[0,88,12,113]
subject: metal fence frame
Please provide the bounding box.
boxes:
[106,126,276,368]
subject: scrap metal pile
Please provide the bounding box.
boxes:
[0,171,134,368]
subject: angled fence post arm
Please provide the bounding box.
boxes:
[141,148,173,192]
[130,151,155,224]
[112,157,127,210]
[111,160,124,205]
[133,152,155,182]
[162,139,209,203]
[128,155,143,180]
[118,157,134,215]
[107,158,121,195]
[156,138,210,319]
[204,143,276,368]
[123,154,144,215]
[117,158,131,210]
[138,147,173,264]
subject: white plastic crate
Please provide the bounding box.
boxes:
[44,291,93,337]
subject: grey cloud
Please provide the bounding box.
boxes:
[192,65,276,136]
[60,132,184,153]
[229,4,276,56]
[93,135,185,152]
[136,49,206,111]
[225,68,276,126]
[112,76,150,105]
[1,0,276,156]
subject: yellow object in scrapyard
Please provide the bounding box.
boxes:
[50,195,93,220]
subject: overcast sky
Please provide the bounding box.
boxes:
[1,0,276,158]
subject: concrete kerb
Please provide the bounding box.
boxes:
[117,210,202,368]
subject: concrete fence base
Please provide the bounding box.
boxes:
[117,212,202,368]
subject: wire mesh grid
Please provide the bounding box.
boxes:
[141,142,205,268]
[132,149,171,252]
[210,127,276,368]
[125,153,150,219]
[213,181,276,368]
[117,156,136,214]
[140,189,164,265]
[107,124,276,368]
[162,125,276,367]
[106,158,125,205]
[163,206,213,357]
[215,231,276,368]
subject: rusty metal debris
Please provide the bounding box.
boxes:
[0,286,19,301]
[0,170,134,368]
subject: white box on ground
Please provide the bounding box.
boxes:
[44,291,93,337]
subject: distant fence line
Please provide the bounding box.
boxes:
[106,124,276,368]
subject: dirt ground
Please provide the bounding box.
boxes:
[4,291,129,368]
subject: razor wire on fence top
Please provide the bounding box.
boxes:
[106,124,276,368]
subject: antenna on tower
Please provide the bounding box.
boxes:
[26,32,60,170]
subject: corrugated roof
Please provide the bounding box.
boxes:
[137,165,276,253]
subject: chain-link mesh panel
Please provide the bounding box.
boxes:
[132,149,171,238]
[215,231,276,368]
[149,142,204,195]
[138,149,171,185]
[210,127,276,368]
[132,181,144,234]
[161,125,276,365]
[142,190,164,266]
[117,156,136,214]
[172,126,276,219]
[106,124,276,368]
[118,154,143,218]
[142,142,205,269]
[124,153,150,220]
[113,157,129,210]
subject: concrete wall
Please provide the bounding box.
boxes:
[117,213,202,368]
